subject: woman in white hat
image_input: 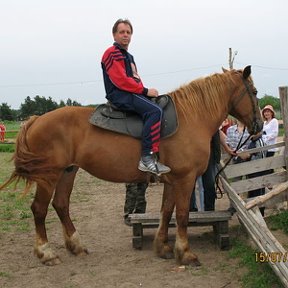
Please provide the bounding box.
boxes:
[262,104,279,157]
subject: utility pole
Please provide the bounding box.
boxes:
[229,48,238,70]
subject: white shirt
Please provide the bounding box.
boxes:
[262,118,279,152]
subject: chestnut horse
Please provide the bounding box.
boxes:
[0,66,263,266]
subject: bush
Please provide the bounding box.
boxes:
[0,144,15,153]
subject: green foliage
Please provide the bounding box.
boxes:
[19,95,59,119]
[0,153,32,233]
[0,103,16,121]
[266,210,288,234]
[0,271,10,278]
[0,191,32,232]
[0,144,15,152]
[0,95,83,121]
[258,95,281,111]
[0,121,19,151]
[3,120,21,130]
[229,238,283,288]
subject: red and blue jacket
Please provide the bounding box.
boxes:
[101,42,148,102]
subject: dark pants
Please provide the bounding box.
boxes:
[190,154,217,211]
[124,183,148,215]
[108,93,163,155]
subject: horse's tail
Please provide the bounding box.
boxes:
[0,116,58,195]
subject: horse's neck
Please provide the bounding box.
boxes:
[171,74,231,137]
[177,109,224,139]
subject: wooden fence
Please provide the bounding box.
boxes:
[220,86,288,287]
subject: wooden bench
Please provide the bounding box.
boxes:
[128,210,231,250]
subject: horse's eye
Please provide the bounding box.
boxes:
[253,89,258,96]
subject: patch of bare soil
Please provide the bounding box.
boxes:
[0,169,285,288]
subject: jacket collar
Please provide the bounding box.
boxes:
[113,42,127,52]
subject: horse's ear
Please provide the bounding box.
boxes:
[243,65,251,79]
[222,67,229,73]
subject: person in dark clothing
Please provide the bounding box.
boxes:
[190,130,235,211]
[190,131,221,211]
[246,135,267,216]
[123,182,148,226]
[101,19,170,176]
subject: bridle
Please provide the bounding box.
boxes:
[229,77,259,135]
[216,76,260,198]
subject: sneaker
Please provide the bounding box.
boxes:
[138,155,171,176]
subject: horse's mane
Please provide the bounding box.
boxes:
[169,70,235,120]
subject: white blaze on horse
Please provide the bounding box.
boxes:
[0,66,263,266]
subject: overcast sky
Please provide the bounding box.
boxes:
[1,0,287,109]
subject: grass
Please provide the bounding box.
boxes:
[0,189,32,232]
[266,210,288,234]
[228,210,288,288]
[229,230,284,288]
[0,152,32,232]
[0,121,19,152]
[0,143,15,152]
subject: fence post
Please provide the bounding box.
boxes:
[279,86,288,174]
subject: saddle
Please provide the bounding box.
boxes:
[89,95,178,139]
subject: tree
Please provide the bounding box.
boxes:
[19,95,58,119]
[59,100,66,108]
[0,103,15,120]
[20,96,36,119]
[258,94,280,110]
[66,98,81,107]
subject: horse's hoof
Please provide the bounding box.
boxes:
[34,243,61,266]
[159,250,174,259]
[180,253,201,266]
[76,247,89,256]
[43,256,62,266]
[187,258,201,267]
[66,231,89,256]
[155,243,174,259]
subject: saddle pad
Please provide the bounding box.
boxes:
[89,95,178,139]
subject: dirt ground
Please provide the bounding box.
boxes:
[0,169,281,288]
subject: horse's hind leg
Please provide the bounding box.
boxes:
[52,166,88,256]
[31,183,61,266]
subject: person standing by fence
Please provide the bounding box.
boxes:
[262,105,279,158]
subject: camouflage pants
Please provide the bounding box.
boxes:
[124,183,148,215]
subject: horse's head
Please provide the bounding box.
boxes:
[226,66,263,135]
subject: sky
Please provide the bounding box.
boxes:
[1,0,288,109]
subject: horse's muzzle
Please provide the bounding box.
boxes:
[252,119,264,135]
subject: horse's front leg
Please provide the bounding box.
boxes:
[154,182,175,259]
[52,166,88,256]
[174,182,201,266]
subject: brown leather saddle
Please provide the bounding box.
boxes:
[89,95,178,139]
